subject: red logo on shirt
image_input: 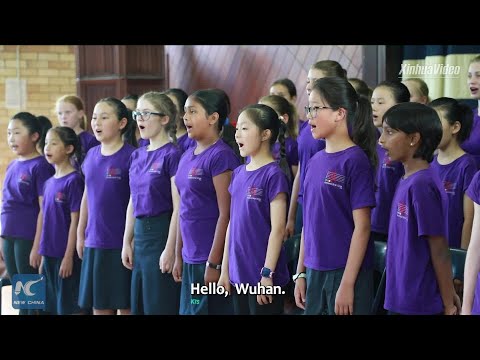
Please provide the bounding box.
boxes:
[443,180,457,195]
[149,162,162,174]
[396,202,408,220]
[324,171,345,189]
[18,173,31,185]
[106,167,122,179]
[382,154,396,170]
[55,192,66,203]
[188,167,203,181]
[247,186,263,202]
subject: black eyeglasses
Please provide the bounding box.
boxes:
[304,105,333,118]
[132,110,165,121]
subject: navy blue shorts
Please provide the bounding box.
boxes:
[42,255,82,315]
[304,267,373,315]
[131,213,180,315]
[78,247,131,310]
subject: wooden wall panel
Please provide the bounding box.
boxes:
[75,45,166,124]
[78,80,117,125]
[166,45,364,125]
[76,45,116,77]
[126,45,165,76]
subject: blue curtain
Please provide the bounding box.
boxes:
[402,45,480,107]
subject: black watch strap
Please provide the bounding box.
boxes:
[206,261,221,270]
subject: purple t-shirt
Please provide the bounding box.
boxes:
[175,140,240,264]
[384,168,447,315]
[246,138,298,180]
[129,143,181,218]
[79,131,100,161]
[177,133,196,153]
[297,119,325,204]
[1,156,54,240]
[461,109,480,169]
[465,171,480,314]
[298,118,306,132]
[371,144,404,235]
[138,138,149,147]
[430,154,477,248]
[39,171,84,258]
[228,162,290,286]
[82,143,135,249]
[303,146,376,271]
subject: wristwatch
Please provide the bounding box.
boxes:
[206,261,221,270]
[292,272,307,282]
[260,267,274,278]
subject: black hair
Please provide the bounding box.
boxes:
[36,115,53,154]
[311,77,378,170]
[375,81,411,104]
[96,97,137,147]
[348,78,372,101]
[259,94,298,139]
[271,78,297,98]
[383,102,442,163]
[11,112,51,150]
[311,60,346,78]
[164,88,188,130]
[429,97,473,144]
[189,88,230,132]
[239,103,291,183]
[124,109,138,147]
[47,126,82,164]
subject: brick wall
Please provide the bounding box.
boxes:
[0,45,76,201]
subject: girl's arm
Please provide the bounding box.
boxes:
[294,228,307,309]
[461,194,474,250]
[218,222,231,295]
[336,207,371,315]
[59,212,80,278]
[285,162,300,240]
[463,202,480,314]
[205,170,232,285]
[291,165,298,180]
[258,192,287,305]
[428,235,459,315]
[76,185,88,259]
[30,196,44,269]
[172,181,183,283]
[121,197,135,270]
[159,177,180,273]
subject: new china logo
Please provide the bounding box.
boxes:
[12,274,46,310]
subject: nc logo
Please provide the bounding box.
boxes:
[12,274,46,310]
[14,277,44,296]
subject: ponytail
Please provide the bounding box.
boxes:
[351,96,378,170]
[123,109,138,147]
[277,119,292,183]
[37,115,53,154]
